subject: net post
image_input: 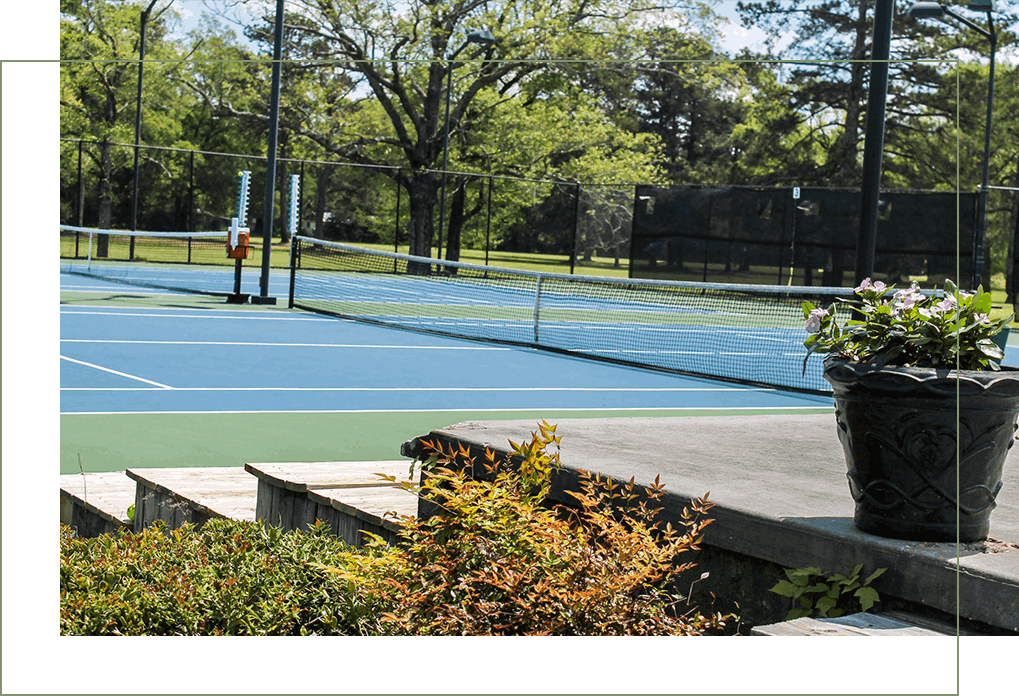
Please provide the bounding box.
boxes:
[289,173,299,239]
[533,275,543,344]
[87,229,94,271]
[288,235,299,309]
[226,171,252,304]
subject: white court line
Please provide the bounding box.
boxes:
[60,355,174,389]
[60,309,333,322]
[61,405,833,415]
[59,339,510,350]
[60,386,771,392]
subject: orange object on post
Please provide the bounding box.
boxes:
[227,232,249,259]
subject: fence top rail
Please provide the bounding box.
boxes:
[59,138,658,189]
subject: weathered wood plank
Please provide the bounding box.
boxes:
[307,486,418,547]
[126,467,257,529]
[59,472,136,537]
[752,612,953,636]
[245,461,415,492]
[249,461,419,532]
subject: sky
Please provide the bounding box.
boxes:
[166,0,781,55]
[167,0,1016,66]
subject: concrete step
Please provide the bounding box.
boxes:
[61,461,422,548]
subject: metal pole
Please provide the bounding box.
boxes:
[255,0,286,304]
[130,0,159,259]
[570,183,581,274]
[437,57,458,260]
[436,31,493,260]
[854,0,895,287]
[974,12,996,289]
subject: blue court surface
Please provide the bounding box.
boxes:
[60,272,834,416]
[57,268,1019,485]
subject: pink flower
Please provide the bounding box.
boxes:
[854,278,887,294]
[933,297,956,313]
[805,307,829,333]
[893,283,924,312]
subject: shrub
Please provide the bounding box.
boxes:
[322,422,729,635]
[60,519,377,635]
[769,564,887,620]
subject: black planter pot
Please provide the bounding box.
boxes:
[824,359,1019,542]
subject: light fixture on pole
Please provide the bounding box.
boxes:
[437,29,495,260]
[907,0,997,289]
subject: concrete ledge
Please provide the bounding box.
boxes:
[401,414,1019,633]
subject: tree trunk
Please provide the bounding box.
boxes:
[405,172,440,266]
[96,140,112,257]
[445,180,467,263]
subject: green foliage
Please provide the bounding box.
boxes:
[803,278,1012,371]
[60,519,373,635]
[320,422,729,635]
[769,564,887,621]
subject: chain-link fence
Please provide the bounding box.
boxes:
[61,139,639,276]
[630,184,992,290]
[63,139,1015,289]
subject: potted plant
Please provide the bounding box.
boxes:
[803,278,1019,542]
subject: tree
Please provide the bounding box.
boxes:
[209,0,715,260]
[61,0,206,237]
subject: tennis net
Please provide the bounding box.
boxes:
[289,237,851,395]
[60,225,236,296]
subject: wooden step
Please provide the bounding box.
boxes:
[307,485,419,548]
[751,611,960,636]
[61,462,421,546]
[245,460,415,492]
[245,461,418,539]
[60,472,135,537]
[126,466,258,530]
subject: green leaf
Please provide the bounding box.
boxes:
[863,567,888,585]
[786,606,811,621]
[769,580,802,597]
[855,586,881,611]
[976,339,1004,361]
[972,291,992,315]
[785,567,821,587]
[814,595,837,617]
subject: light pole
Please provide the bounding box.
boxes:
[907,0,997,289]
[129,0,165,258]
[254,0,286,304]
[437,29,495,260]
[855,0,896,289]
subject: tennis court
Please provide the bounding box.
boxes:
[60,268,834,475]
